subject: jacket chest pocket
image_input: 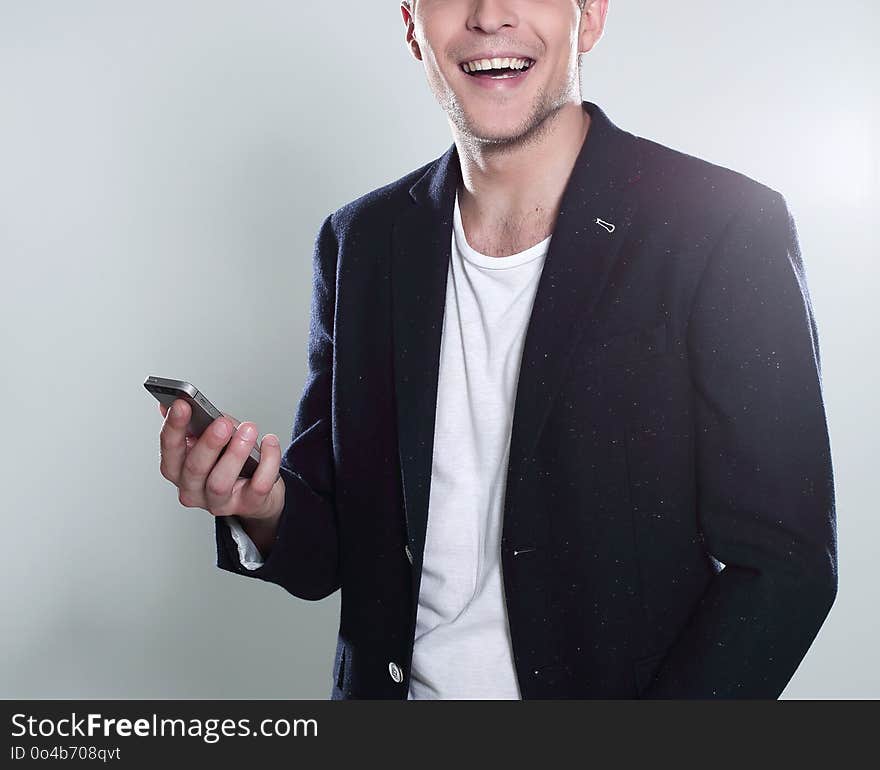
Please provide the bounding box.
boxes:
[585,321,668,367]
[556,320,674,431]
[568,321,669,378]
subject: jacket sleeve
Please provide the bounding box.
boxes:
[214,213,341,601]
[642,187,838,698]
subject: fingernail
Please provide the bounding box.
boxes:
[264,434,279,446]
[239,424,256,440]
[214,420,229,438]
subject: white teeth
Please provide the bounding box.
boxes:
[461,57,533,73]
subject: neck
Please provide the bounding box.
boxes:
[453,101,591,229]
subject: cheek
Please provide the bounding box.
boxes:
[425,59,453,90]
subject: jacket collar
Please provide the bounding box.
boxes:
[391,101,644,593]
[406,99,640,211]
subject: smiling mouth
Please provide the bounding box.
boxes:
[460,58,536,79]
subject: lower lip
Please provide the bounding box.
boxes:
[461,62,535,90]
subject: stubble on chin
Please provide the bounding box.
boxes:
[447,87,567,159]
[428,55,581,157]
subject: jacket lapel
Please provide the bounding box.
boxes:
[390,101,644,575]
[390,143,459,578]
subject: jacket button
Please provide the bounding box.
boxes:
[404,544,413,564]
[388,661,403,683]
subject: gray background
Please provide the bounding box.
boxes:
[1,1,876,698]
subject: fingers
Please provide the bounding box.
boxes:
[178,413,237,508]
[157,395,278,518]
[236,433,283,516]
[159,398,191,485]
[159,401,196,435]
[203,421,262,512]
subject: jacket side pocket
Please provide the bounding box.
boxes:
[633,650,666,697]
[333,638,347,692]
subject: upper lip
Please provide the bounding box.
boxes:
[459,52,536,65]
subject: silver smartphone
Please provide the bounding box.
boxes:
[144,375,261,478]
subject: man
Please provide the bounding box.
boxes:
[157,0,838,698]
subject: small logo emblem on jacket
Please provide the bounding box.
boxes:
[595,217,615,233]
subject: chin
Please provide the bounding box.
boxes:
[468,122,524,143]
[463,106,533,139]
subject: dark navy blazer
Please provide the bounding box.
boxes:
[215,100,838,699]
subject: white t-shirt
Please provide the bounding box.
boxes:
[227,190,552,699]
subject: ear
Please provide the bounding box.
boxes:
[578,0,609,55]
[401,1,422,62]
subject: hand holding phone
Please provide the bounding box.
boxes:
[146,376,285,526]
